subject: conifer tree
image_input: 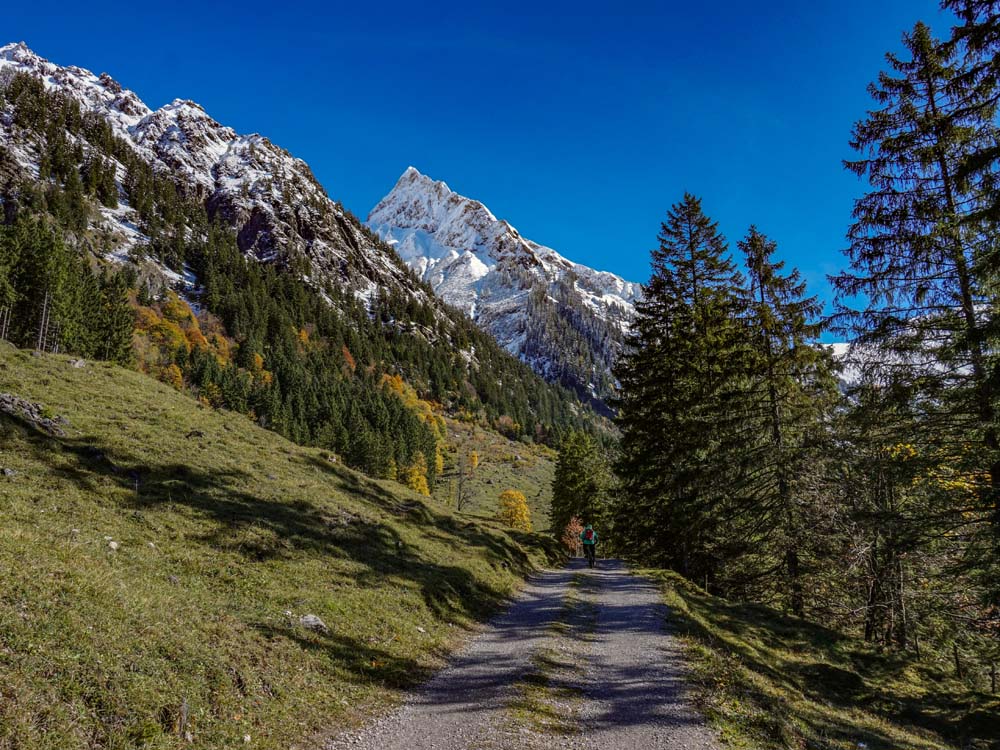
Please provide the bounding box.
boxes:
[96,271,135,365]
[550,430,609,535]
[614,194,745,580]
[738,227,839,614]
[833,20,1000,553]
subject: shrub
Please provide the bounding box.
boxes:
[561,516,584,555]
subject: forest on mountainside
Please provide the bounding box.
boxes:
[0,70,595,497]
[551,0,1000,701]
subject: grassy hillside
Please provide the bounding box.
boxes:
[0,343,560,749]
[438,420,557,532]
[651,570,1000,750]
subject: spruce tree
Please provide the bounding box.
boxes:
[614,194,745,581]
[833,20,1000,552]
[97,271,135,365]
[550,430,609,536]
[738,227,839,614]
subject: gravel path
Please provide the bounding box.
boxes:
[327,559,721,750]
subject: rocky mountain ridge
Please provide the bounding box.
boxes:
[369,167,642,409]
[0,41,416,298]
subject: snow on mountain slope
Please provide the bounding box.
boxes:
[0,42,149,138]
[0,41,416,298]
[368,167,641,408]
[370,167,641,325]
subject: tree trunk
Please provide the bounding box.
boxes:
[786,546,803,616]
[864,537,881,644]
[927,74,1000,530]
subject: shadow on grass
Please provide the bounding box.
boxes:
[660,572,1000,750]
[252,622,434,690]
[2,411,551,683]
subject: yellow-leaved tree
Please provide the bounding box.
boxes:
[402,452,431,496]
[497,489,532,532]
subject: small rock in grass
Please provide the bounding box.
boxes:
[68,359,87,369]
[108,541,119,551]
[168,575,180,585]
[416,626,427,634]
[1,468,16,478]
[299,614,329,634]
[243,735,251,744]
[147,541,156,548]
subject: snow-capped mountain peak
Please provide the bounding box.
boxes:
[0,41,151,138]
[370,167,640,319]
[377,167,500,254]
[0,42,415,291]
[368,167,641,409]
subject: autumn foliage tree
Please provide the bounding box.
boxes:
[497,489,532,532]
[401,452,431,496]
[561,517,584,556]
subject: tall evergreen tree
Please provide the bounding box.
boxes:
[832,21,1000,569]
[96,271,135,365]
[834,19,1000,624]
[738,226,839,614]
[614,194,745,581]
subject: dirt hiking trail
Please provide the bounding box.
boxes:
[327,559,722,750]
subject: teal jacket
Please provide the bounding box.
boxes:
[580,529,598,545]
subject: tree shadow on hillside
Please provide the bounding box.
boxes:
[3,412,535,630]
[667,580,1000,749]
[300,454,546,575]
[252,621,435,691]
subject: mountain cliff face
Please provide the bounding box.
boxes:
[0,41,416,298]
[369,167,641,411]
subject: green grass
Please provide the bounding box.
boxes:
[438,420,556,531]
[648,569,1000,750]
[0,343,561,749]
[509,647,585,735]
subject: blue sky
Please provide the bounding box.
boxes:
[7,0,951,306]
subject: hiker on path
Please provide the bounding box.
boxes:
[580,524,599,568]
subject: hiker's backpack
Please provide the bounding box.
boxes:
[584,529,594,542]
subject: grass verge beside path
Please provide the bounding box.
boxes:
[648,569,1000,750]
[0,344,561,749]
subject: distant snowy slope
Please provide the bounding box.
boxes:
[0,41,419,298]
[368,167,641,410]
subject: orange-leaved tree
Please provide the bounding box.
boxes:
[562,516,584,556]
